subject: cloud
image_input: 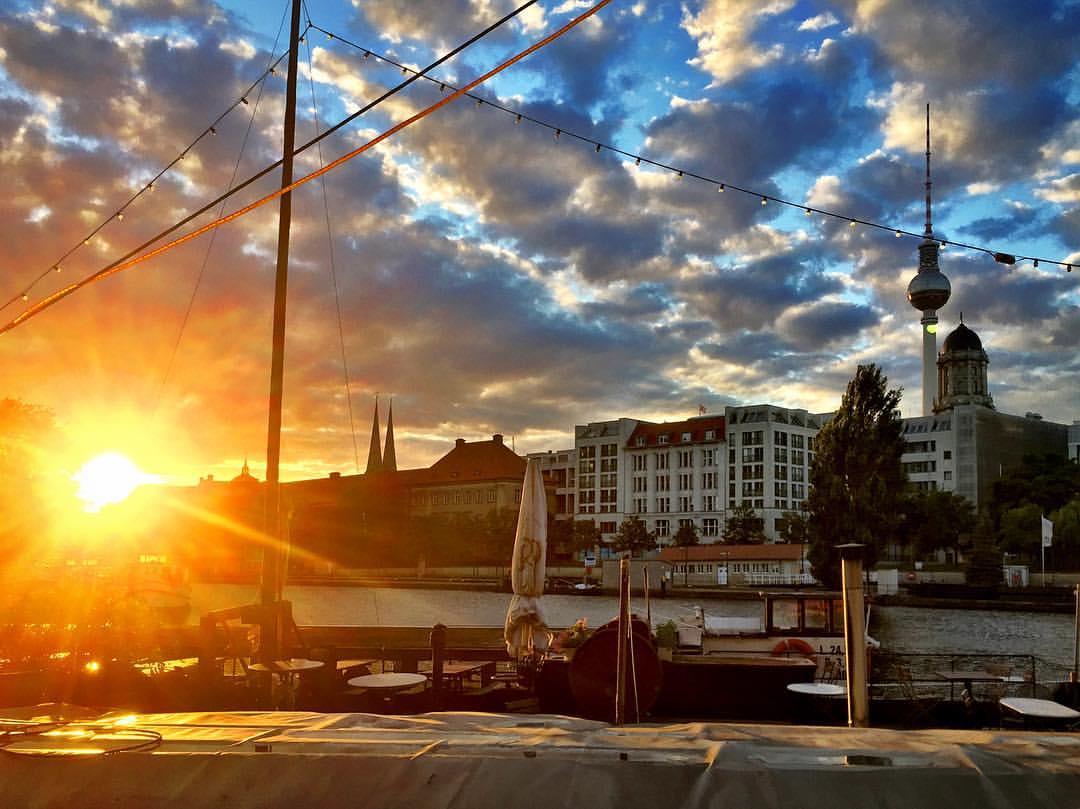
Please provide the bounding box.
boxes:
[681,0,795,85]
[798,12,840,32]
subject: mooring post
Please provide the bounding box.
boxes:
[837,543,869,727]
[430,623,447,703]
[615,558,630,725]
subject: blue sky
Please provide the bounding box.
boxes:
[0,0,1077,481]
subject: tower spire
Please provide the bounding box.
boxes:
[383,397,397,472]
[365,395,383,474]
[925,103,933,237]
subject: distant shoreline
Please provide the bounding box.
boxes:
[260,575,1078,614]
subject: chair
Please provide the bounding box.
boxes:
[896,664,938,726]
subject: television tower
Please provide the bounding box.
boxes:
[906,104,951,416]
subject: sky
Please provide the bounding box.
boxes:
[0,0,1077,485]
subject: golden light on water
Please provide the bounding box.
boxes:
[72,452,161,513]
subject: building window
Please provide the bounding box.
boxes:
[776,431,787,446]
[655,519,670,537]
[579,459,595,474]
[702,471,717,488]
[792,434,804,449]
[702,449,715,466]
[943,471,952,481]
[679,496,692,512]
[635,436,646,447]
[656,476,669,491]
[657,498,670,513]
[657,434,670,445]
[943,450,952,460]
[702,518,719,536]
[729,483,736,498]
[601,443,617,457]
[791,450,805,466]
[728,448,736,464]
[743,430,764,445]
[600,473,617,488]
[679,473,692,489]
[656,454,669,470]
[678,450,692,467]
[703,495,716,511]
[705,430,715,441]
[742,447,764,463]
[580,490,595,504]
[682,431,692,442]
[632,455,647,471]
[774,447,787,463]
[580,445,596,458]
[599,521,617,533]
[633,476,647,493]
[634,498,646,513]
[600,489,616,504]
[792,466,805,482]
[600,458,617,473]
[775,482,788,498]
[579,475,595,489]
[775,464,787,480]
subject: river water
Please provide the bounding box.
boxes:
[190,584,1077,672]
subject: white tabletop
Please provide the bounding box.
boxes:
[787,682,847,697]
[348,672,428,690]
[999,697,1080,720]
[248,658,324,673]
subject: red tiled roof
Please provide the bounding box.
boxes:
[627,416,726,448]
[424,437,526,484]
[658,543,806,563]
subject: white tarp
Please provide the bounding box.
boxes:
[504,457,550,657]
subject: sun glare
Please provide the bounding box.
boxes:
[73,452,161,513]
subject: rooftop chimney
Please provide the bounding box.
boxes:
[493,433,504,445]
[455,438,466,448]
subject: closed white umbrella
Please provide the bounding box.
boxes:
[504,457,551,657]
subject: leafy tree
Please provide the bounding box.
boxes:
[805,364,906,589]
[778,510,810,545]
[570,519,602,557]
[965,513,1002,588]
[1049,498,1080,570]
[991,454,1080,524]
[673,521,700,548]
[723,503,765,544]
[998,503,1042,559]
[904,490,976,557]
[611,515,656,557]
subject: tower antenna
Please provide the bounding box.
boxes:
[924,103,933,237]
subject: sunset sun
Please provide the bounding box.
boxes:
[73,452,160,513]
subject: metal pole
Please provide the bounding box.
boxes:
[643,567,651,627]
[838,543,869,727]
[259,0,302,664]
[614,558,630,725]
[1072,584,1079,684]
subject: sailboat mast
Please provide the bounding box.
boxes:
[260,0,303,623]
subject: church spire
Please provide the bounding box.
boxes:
[383,398,397,472]
[365,396,383,474]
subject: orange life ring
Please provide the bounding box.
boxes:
[771,638,817,661]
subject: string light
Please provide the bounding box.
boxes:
[21,293,28,301]
[677,170,683,178]
[849,219,856,228]
[1033,259,1039,268]
[209,126,217,135]
[53,265,60,273]
[515,113,522,124]
[476,97,483,106]
[117,213,124,222]
[804,207,811,216]
[635,157,641,166]
[760,196,767,206]
[895,230,901,237]
[595,143,601,153]
[718,184,725,193]
[554,128,561,140]
[240,96,249,105]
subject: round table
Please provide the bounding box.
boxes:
[787,682,846,697]
[347,672,428,691]
[249,659,325,709]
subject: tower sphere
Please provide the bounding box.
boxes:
[907,267,951,312]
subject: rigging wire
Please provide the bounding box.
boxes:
[1,0,545,333]
[312,26,1075,274]
[152,1,293,419]
[302,12,361,474]
[0,47,295,315]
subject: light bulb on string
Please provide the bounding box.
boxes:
[595,143,601,153]
[849,219,856,228]
[117,212,124,222]
[895,230,901,238]
[1033,259,1039,268]
[804,208,811,216]
[635,157,641,166]
[21,292,28,301]
[554,129,561,140]
[514,113,522,124]
[327,32,334,40]
[363,50,371,59]
[54,265,61,273]
[718,184,725,193]
[476,97,483,107]
[760,196,767,206]
[240,96,249,105]
[209,126,217,135]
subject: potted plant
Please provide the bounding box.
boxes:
[654,620,677,661]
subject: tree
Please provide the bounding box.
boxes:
[998,503,1043,559]
[723,503,765,544]
[570,519,602,558]
[1049,498,1080,570]
[805,364,906,589]
[611,516,656,557]
[991,453,1080,525]
[778,510,810,545]
[965,513,1002,588]
[673,521,700,548]
[903,490,976,558]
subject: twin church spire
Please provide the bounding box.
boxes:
[364,395,397,474]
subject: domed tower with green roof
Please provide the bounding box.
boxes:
[935,317,994,412]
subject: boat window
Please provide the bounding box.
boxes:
[831,599,845,633]
[804,599,828,630]
[771,599,799,631]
